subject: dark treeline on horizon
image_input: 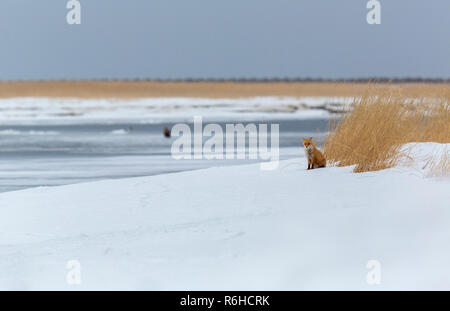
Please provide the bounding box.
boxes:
[150,77,450,84]
[2,77,449,84]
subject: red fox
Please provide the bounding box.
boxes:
[302,138,326,170]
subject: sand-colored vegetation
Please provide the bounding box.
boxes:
[324,85,450,174]
[0,81,447,99]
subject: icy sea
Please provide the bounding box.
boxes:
[0,96,345,192]
[0,118,329,193]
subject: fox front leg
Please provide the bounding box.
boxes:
[307,159,311,170]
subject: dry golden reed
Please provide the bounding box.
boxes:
[324,85,450,173]
[0,81,445,99]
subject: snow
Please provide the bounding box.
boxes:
[110,129,130,135]
[0,97,350,124]
[0,143,448,290]
[399,143,449,177]
[0,129,59,136]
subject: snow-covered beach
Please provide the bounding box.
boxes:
[0,142,448,290]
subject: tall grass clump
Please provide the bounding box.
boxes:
[324,85,450,173]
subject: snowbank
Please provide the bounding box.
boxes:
[0,143,448,290]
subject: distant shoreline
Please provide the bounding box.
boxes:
[2,78,449,83]
[0,81,447,99]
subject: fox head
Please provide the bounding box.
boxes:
[302,137,313,148]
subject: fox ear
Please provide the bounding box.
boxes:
[310,137,313,140]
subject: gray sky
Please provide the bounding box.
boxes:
[0,0,449,80]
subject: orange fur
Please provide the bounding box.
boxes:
[302,138,326,170]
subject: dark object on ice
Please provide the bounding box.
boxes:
[164,127,171,138]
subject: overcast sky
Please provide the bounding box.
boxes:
[0,0,448,80]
